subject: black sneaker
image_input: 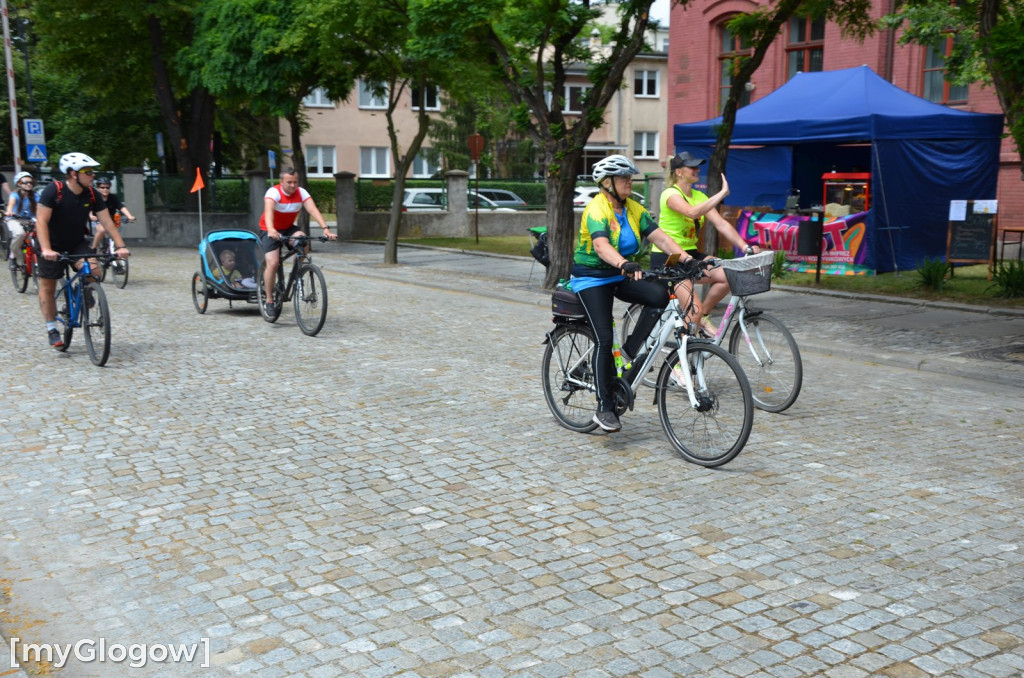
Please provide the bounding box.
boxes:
[48,329,63,348]
[593,410,621,432]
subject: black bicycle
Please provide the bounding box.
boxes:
[256,235,329,336]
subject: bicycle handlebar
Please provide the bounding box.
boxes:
[57,252,116,263]
[644,257,721,283]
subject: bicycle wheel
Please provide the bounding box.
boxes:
[619,302,643,345]
[728,312,802,413]
[294,263,328,336]
[53,281,74,351]
[541,324,600,433]
[28,252,38,292]
[83,282,111,366]
[112,256,129,289]
[255,260,284,323]
[192,271,209,314]
[656,341,753,467]
[10,255,28,293]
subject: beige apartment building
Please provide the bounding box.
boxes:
[277,25,670,183]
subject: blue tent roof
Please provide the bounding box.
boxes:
[674,65,1004,146]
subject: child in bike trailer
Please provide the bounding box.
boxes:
[89,176,136,252]
[5,171,37,271]
[572,154,695,434]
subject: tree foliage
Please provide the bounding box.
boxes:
[881,0,1024,179]
[415,0,661,287]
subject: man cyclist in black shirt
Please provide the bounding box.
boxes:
[35,152,130,348]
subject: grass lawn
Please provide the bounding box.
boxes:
[379,236,1024,310]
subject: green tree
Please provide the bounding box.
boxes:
[185,0,358,200]
[698,0,874,254]
[417,0,661,287]
[881,0,1024,180]
[27,0,215,208]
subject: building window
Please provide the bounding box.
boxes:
[412,86,440,111]
[923,38,968,104]
[303,87,334,108]
[358,80,388,109]
[305,145,335,176]
[718,23,752,113]
[360,147,390,177]
[634,69,660,98]
[634,132,658,159]
[563,84,590,113]
[412,150,440,178]
[786,16,825,79]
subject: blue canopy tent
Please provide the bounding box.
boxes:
[673,65,1004,272]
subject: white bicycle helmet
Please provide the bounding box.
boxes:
[13,171,33,184]
[592,154,639,183]
[58,152,100,174]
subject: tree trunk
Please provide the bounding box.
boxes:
[384,87,431,265]
[543,151,582,289]
[287,110,309,233]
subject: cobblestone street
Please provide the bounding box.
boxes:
[1,245,1021,677]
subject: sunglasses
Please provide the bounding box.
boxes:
[19,180,34,186]
[79,170,95,176]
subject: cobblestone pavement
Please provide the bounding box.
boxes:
[0,245,1021,677]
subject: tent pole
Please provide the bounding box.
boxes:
[873,141,900,275]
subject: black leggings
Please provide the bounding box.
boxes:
[577,278,669,412]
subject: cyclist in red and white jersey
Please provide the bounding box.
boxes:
[259,167,336,312]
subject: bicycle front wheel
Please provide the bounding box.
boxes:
[541,324,600,433]
[83,282,111,366]
[10,256,28,293]
[255,260,284,323]
[54,281,74,351]
[112,256,129,289]
[656,342,753,467]
[294,263,328,336]
[728,312,802,413]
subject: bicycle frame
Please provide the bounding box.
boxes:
[703,294,776,370]
[61,259,96,328]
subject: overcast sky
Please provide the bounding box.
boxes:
[651,0,670,26]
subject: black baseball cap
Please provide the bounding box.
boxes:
[670,152,706,171]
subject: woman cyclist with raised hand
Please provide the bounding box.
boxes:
[572,154,693,433]
[5,171,37,271]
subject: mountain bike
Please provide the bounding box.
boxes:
[5,218,38,293]
[619,251,802,413]
[542,257,754,468]
[53,253,114,366]
[256,235,329,336]
[97,216,133,289]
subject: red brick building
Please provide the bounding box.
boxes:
[666,0,1022,232]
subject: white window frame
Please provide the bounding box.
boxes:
[358,79,389,109]
[303,87,334,108]
[305,145,336,177]
[633,131,659,159]
[412,150,440,178]
[563,84,590,114]
[634,69,660,98]
[412,86,441,111]
[360,147,390,178]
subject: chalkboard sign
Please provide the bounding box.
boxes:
[947,201,996,266]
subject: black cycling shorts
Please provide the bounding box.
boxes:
[260,226,303,254]
[36,241,95,280]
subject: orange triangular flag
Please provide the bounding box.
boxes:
[190,167,205,193]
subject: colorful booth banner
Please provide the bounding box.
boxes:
[736,210,874,275]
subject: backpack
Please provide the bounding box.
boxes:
[530,230,550,268]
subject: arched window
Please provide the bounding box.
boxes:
[718,23,752,113]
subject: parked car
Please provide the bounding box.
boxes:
[401,188,447,211]
[473,188,529,209]
[573,186,647,210]
[399,187,517,212]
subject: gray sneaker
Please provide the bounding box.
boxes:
[593,410,621,432]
